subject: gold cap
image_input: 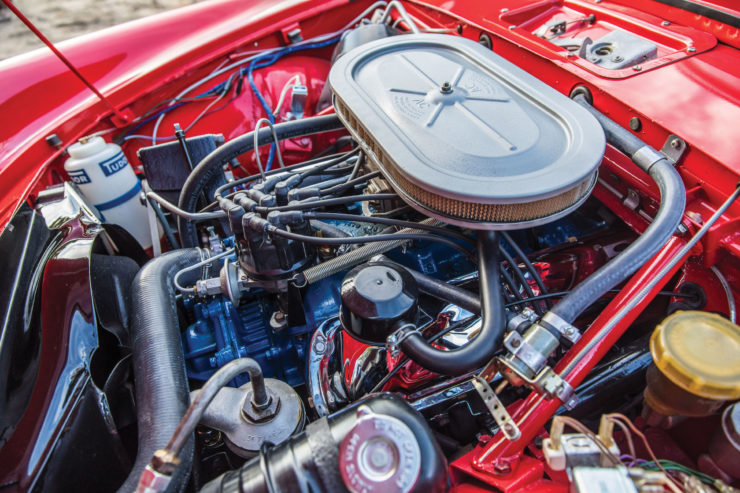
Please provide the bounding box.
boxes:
[650,311,740,400]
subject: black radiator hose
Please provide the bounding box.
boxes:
[549,95,687,324]
[118,248,205,493]
[399,231,505,376]
[200,393,447,493]
[178,114,344,248]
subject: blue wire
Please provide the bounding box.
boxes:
[122,33,341,151]
[246,34,342,170]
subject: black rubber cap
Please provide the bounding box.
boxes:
[340,262,419,345]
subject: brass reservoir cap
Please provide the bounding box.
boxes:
[651,311,740,400]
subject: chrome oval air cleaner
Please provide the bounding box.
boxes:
[329,34,605,229]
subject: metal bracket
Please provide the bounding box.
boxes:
[535,368,578,409]
[507,307,539,333]
[385,323,418,359]
[503,331,548,371]
[660,134,687,165]
[497,356,579,410]
[472,376,521,441]
[541,312,581,345]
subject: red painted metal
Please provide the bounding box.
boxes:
[1,0,739,489]
[0,0,132,124]
[0,0,369,232]
[449,236,689,488]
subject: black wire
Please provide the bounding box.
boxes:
[320,170,381,196]
[503,289,699,307]
[267,227,478,264]
[211,149,358,201]
[256,193,399,213]
[305,212,475,248]
[500,266,524,304]
[298,147,362,180]
[499,246,541,315]
[501,231,552,309]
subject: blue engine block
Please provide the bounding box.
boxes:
[180,209,606,388]
[181,274,344,387]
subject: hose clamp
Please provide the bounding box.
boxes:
[385,323,418,359]
[541,312,581,345]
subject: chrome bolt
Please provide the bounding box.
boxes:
[632,65,642,71]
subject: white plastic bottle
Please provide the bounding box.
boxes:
[65,136,152,249]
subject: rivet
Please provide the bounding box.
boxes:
[632,65,642,71]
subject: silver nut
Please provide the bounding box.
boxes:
[242,388,280,422]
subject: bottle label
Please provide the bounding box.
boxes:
[99,152,128,177]
[68,169,91,185]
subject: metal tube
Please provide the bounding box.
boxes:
[164,358,268,458]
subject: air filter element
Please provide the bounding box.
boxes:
[329,34,605,229]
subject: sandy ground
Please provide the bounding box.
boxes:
[0,0,205,60]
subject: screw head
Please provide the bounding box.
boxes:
[662,20,671,26]
[688,46,697,52]
[670,138,682,149]
[632,65,642,71]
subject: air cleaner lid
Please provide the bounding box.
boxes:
[650,311,740,400]
[329,34,605,205]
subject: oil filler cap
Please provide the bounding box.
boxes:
[651,311,740,400]
[339,407,421,493]
[340,262,419,345]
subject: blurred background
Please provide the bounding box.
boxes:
[0,0,205,60]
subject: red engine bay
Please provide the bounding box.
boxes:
[0,1,739,492]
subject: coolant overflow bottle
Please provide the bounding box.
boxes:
[65,136,152,248]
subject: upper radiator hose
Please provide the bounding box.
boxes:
[550,95,687,324]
